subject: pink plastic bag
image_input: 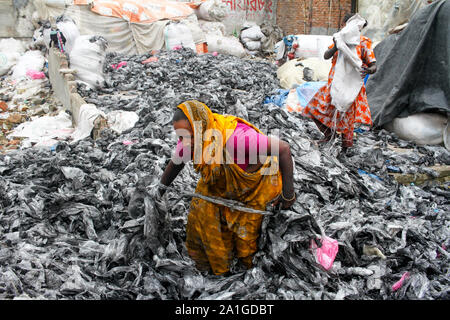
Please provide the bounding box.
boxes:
[310,236,339,270]
[111,61,127,69]
[122,140,138,145]
[142,57,158,64]
[26,70,46,80]
[392,272,410,291]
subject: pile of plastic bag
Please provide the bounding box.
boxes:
[0,48,449,300]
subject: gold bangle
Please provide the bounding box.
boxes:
[281,192,296,202]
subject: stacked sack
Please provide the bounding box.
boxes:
[196,1,246,58]
[69,35,108,89]
[240,24,266,56]
[200,23,246,58]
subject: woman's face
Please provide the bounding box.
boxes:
[174,119,195,157]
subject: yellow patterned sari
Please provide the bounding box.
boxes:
[177,100,282,275]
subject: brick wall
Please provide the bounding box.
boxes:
[276,0,353,36]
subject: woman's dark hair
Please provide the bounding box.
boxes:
[173,108,188,122]
[343,13,368,28]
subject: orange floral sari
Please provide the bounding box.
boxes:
[302,36,376,145]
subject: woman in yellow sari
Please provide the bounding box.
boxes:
[159,100,295,275]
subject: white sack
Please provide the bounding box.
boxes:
[240,26,265,41]
[300,58,332,82]
[294,35,334,59]
[182,14,206,45]
[277,59,305,89]
[274,40,285,61]
[164,22,196,52]
[71,104,106,143]
[107,111,139,134]
[42,27,51,49]
[69,35,107,89]
[330,14,366,112]
[0,38,26,76]
[57,18,81,54]
[11,50,46,80]
[32,28,46,47]
[384,113,449,147]
[205,34,246,58]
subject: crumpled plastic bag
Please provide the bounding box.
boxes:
[310,236,339,271]
[392,271,410,291]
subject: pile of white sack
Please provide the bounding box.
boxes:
[32,17,106,90]
[201,23,246,58]
[195,0,246,58]
[240,25,266,56]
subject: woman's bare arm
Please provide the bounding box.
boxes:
[159,160,185,196]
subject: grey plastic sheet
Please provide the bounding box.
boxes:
[366,0,450,127]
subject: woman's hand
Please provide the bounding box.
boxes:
[270,192,296,210]
[360,64,377,78]
[324,39,338,60]
[159,160,185,196]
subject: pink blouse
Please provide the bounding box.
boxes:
[173,122,269,171]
